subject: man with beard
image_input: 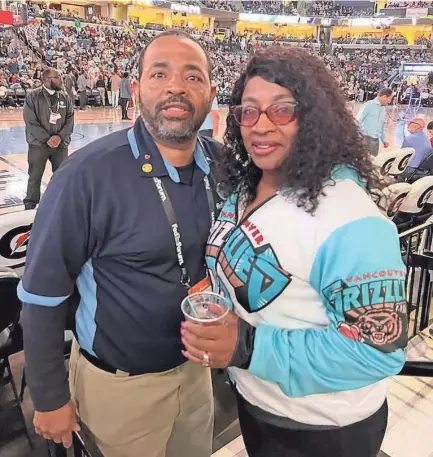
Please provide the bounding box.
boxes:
[23,68,74,210]
[19,31,221,457]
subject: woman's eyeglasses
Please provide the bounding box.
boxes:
[230,102,298,127]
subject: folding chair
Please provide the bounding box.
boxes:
[401,150,433,183]
[0,269,33,449]
[392,176,433,231]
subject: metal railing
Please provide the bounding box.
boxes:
[399,219,433,376]
[400,220,433,334]
[14,27,46,65]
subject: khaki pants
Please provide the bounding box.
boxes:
[97,87,106,106]
[69,341,214,457]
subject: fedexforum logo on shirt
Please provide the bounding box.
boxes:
[172,223,184,265]
[153,177,166,202]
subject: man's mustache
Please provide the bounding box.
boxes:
[155,96,195,114]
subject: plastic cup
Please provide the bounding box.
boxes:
[181,292,230,325]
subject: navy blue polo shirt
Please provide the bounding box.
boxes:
[18,118,221,373]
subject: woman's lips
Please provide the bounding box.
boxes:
[251,142,279,156]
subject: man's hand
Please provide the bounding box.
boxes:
[34,400,80,448]
[383,141,390,149]
[47,135,62,149]
[181,309,240,369]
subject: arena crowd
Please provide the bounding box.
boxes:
[0,3,432,110]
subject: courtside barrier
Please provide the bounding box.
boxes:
[399,220,433,376]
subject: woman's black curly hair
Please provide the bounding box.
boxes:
[219,46,383,214]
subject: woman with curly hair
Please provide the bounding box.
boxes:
[181,46,408,456]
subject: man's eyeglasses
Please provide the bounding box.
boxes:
[230,102,298,127]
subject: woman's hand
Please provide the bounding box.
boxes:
[181,311,239,369]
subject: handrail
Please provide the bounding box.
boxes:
[399,219,433,238]
[399,220,433,376]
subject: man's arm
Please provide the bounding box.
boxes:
[380,108,387,144]
[20,301,70,411]
[402,134,411,148]
[19,161,94,410]
[245,217,407,397]
[127,81,132,99]
[19,159,94,446]
[355,102,370,128]
[56,96,75,144]
[23,92,51,144]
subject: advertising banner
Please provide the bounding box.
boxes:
[406,8,428,18]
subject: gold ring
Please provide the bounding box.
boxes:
[202,352,210,367]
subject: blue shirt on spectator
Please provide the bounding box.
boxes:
[18,118,223,411]
[356,98,387,143]
[403,130,432,168]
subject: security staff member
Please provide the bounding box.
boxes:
[19,31,221,457]
[23,68,74,210]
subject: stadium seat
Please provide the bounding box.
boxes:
[0,209,37,275]
[380,182,412,220]
[0,269,32,450]
[373,148,415,181]
[387,148,415,177]
[393,176,433,231]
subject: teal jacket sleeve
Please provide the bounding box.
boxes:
[247,216,408,398]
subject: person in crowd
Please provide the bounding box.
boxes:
[403,118,432,171]
[119,71,132,120]
[8,57,19,75]
[95,73,106,107]
[182,46,408,457]
[34,64,42,81]
[14,16,432,105]
[200,96,220,138]
[105,72,112,107]
[111,70,121,108]
[77,70,87,110]
[130,73,138,109]
[23,68,74,210]
[19,30,221,457]
[356,88,393,156]
[64,68,76,106]
[18,57,28,74]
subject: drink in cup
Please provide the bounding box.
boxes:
[181,292,230,325]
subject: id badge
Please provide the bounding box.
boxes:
[49,112,61,124]
[188,276,211,295]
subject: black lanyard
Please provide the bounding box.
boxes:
[127,127,215,288]
[153,173,215,288]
